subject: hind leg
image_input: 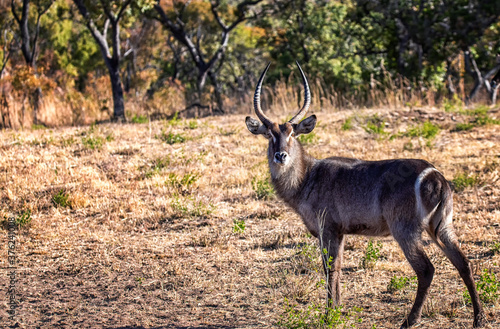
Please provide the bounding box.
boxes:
[433,228,486,327]
[391,223,435,328]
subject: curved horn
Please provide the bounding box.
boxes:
[253,62,273,127]
[289,61,311,124]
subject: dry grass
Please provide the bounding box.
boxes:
[0,105,499,328]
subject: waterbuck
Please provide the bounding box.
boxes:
[245,62,486,328]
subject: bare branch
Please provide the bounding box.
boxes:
[31,1,55,67]
[10,0,21,25]
[116,0,133,21]
[73,0,111,59]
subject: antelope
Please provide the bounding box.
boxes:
[245,62,486,328]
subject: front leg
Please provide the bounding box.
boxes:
[320,233,345,308]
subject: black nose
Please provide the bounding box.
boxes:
[274,152,287,162]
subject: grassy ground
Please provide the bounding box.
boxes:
[0,105,499,328]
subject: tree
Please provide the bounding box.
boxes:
[354,0,500,101]
[153,0,263,113]
[72,0,153,121]
[11,0,55,70]
[0,7,16,78]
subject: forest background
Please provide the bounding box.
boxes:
[1,0,500,128]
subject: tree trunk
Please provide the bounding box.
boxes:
[106,61,125,121]
[208,70,224,113]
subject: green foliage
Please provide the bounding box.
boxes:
[187,120,198,129]
[143,157,170,178]
[167,112,181,126]
[82,135,104,150]
[387,275,417,293]
[131,114,149,124]
[59,136,76,147]
[475,114,500,126]
[341,117,353,131]
[232,219,246,233]
[32,124,47,130]
[403,122,440,140]
[52,189,70,207]
[463,269,499,305]
[278,299,363,329]
[490,242,500,255]
[453,122,475,132]
[252,175,274,200]
[157,131,186,144]
[364,115,386,136]
[297,132,317,145]
[298,243,321,273]
[360,239,382,269]
[443,95,464,113]
[166,172,198,189]
[452,106,500,131]
[170,195,214,218]
[218,127,238,136]
[451,172,481,192]
[16,209,32,228]
[30,135,55,147]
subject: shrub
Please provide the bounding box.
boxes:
[278,299,362,329]
[360,239,382,269]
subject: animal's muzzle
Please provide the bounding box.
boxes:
[274,152,288,164]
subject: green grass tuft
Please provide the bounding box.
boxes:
[451,172,481,192]
[297,132,317,145]
[463,269,499,305]
[252,175,274,200]
[158,131,186,144]
[52,189,70,207]
[131,114,149,124]
[404,121,440,139]
[341,117,353,131]
[232,219,246,233]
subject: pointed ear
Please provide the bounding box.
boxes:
[292,115,317,136]
[245,116,271,138]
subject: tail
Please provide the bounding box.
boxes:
[426,180,455,248]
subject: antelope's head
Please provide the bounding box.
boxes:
[245,61,317,168]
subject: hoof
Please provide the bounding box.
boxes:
[400,315,420,328]
[473,312,486,328]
